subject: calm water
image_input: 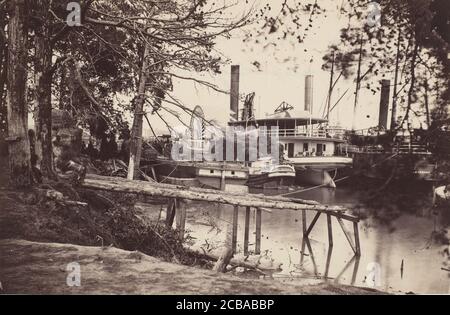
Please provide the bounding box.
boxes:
[186,187,450,294]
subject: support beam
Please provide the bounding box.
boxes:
[327,214,333,247]
[337,217,356,254]
[232,205,238,254]
[353,221,361,256]
[335,255,358,282]
[303,237,318,276]
[324,246,333,278]
[255,208,262,255]
[244,206,250,255]
[305,212,321,237]
[351,256,361,285]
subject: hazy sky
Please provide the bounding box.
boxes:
[145,0,391,136]
[23,1,432,136]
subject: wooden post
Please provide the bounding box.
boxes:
[327,214,333,247]
[353,221,361,256]
[255,207,262,255]
[324,246,333,278]
[244,206,250,255]
[300,237,306,265]
[175,199,186,240]
[165,198,176,228]
[304,237,318,276]
[351,256,361,285]
[302,210,307,236]
[232,205,238,253]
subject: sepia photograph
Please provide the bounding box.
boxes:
[0,0,449,301]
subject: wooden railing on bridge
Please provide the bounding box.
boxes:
[81,174,361,257]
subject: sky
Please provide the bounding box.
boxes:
[23,1,435,137]
[144,0,389,137]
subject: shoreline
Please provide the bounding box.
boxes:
[0,239,384,295]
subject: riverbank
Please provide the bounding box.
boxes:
[0,239,385,294]
[0,185,387,295]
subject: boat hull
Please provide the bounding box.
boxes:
[295,169,337,188]
[196,176,248,190]
[196,164,248,190]
[287,156,353,171]
[247,172,295,189]
[284,156,352,188]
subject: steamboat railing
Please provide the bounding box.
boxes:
[259,128,345,139]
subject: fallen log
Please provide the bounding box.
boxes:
[188,248,282,272]
[82,175,347,213]
[86,174,321,206]
[213,247,233,273]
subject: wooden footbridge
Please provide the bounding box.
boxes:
[82,174,361,257]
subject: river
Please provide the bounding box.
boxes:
[185,186,450,294]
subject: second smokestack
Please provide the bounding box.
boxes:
[378,79,391,129]
[305,75,313,113]
[230,65,240,122]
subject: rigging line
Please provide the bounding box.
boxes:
[159,163,179,183]
[279,152,400,198]
[328,89,349,114]
[143,112,162,146]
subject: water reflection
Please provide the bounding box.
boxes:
[248,185,449,294]
[186,186,448,294]
[300,236,360,285]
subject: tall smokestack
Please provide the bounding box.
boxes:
[230,65,240,122]
[304,75,313,113]
[378,79,390,129]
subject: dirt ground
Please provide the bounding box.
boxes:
[0,239,383,295]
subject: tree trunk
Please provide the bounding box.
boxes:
[0,9,8,135]
[6,0,32,188]
[127,42,150,180]
[34,0,57,180]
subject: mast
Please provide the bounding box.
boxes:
[351,35,363,131]
[326,51,335,123]
[305,75,314,136]
[391,27,401,130]
[424,76,430,128]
